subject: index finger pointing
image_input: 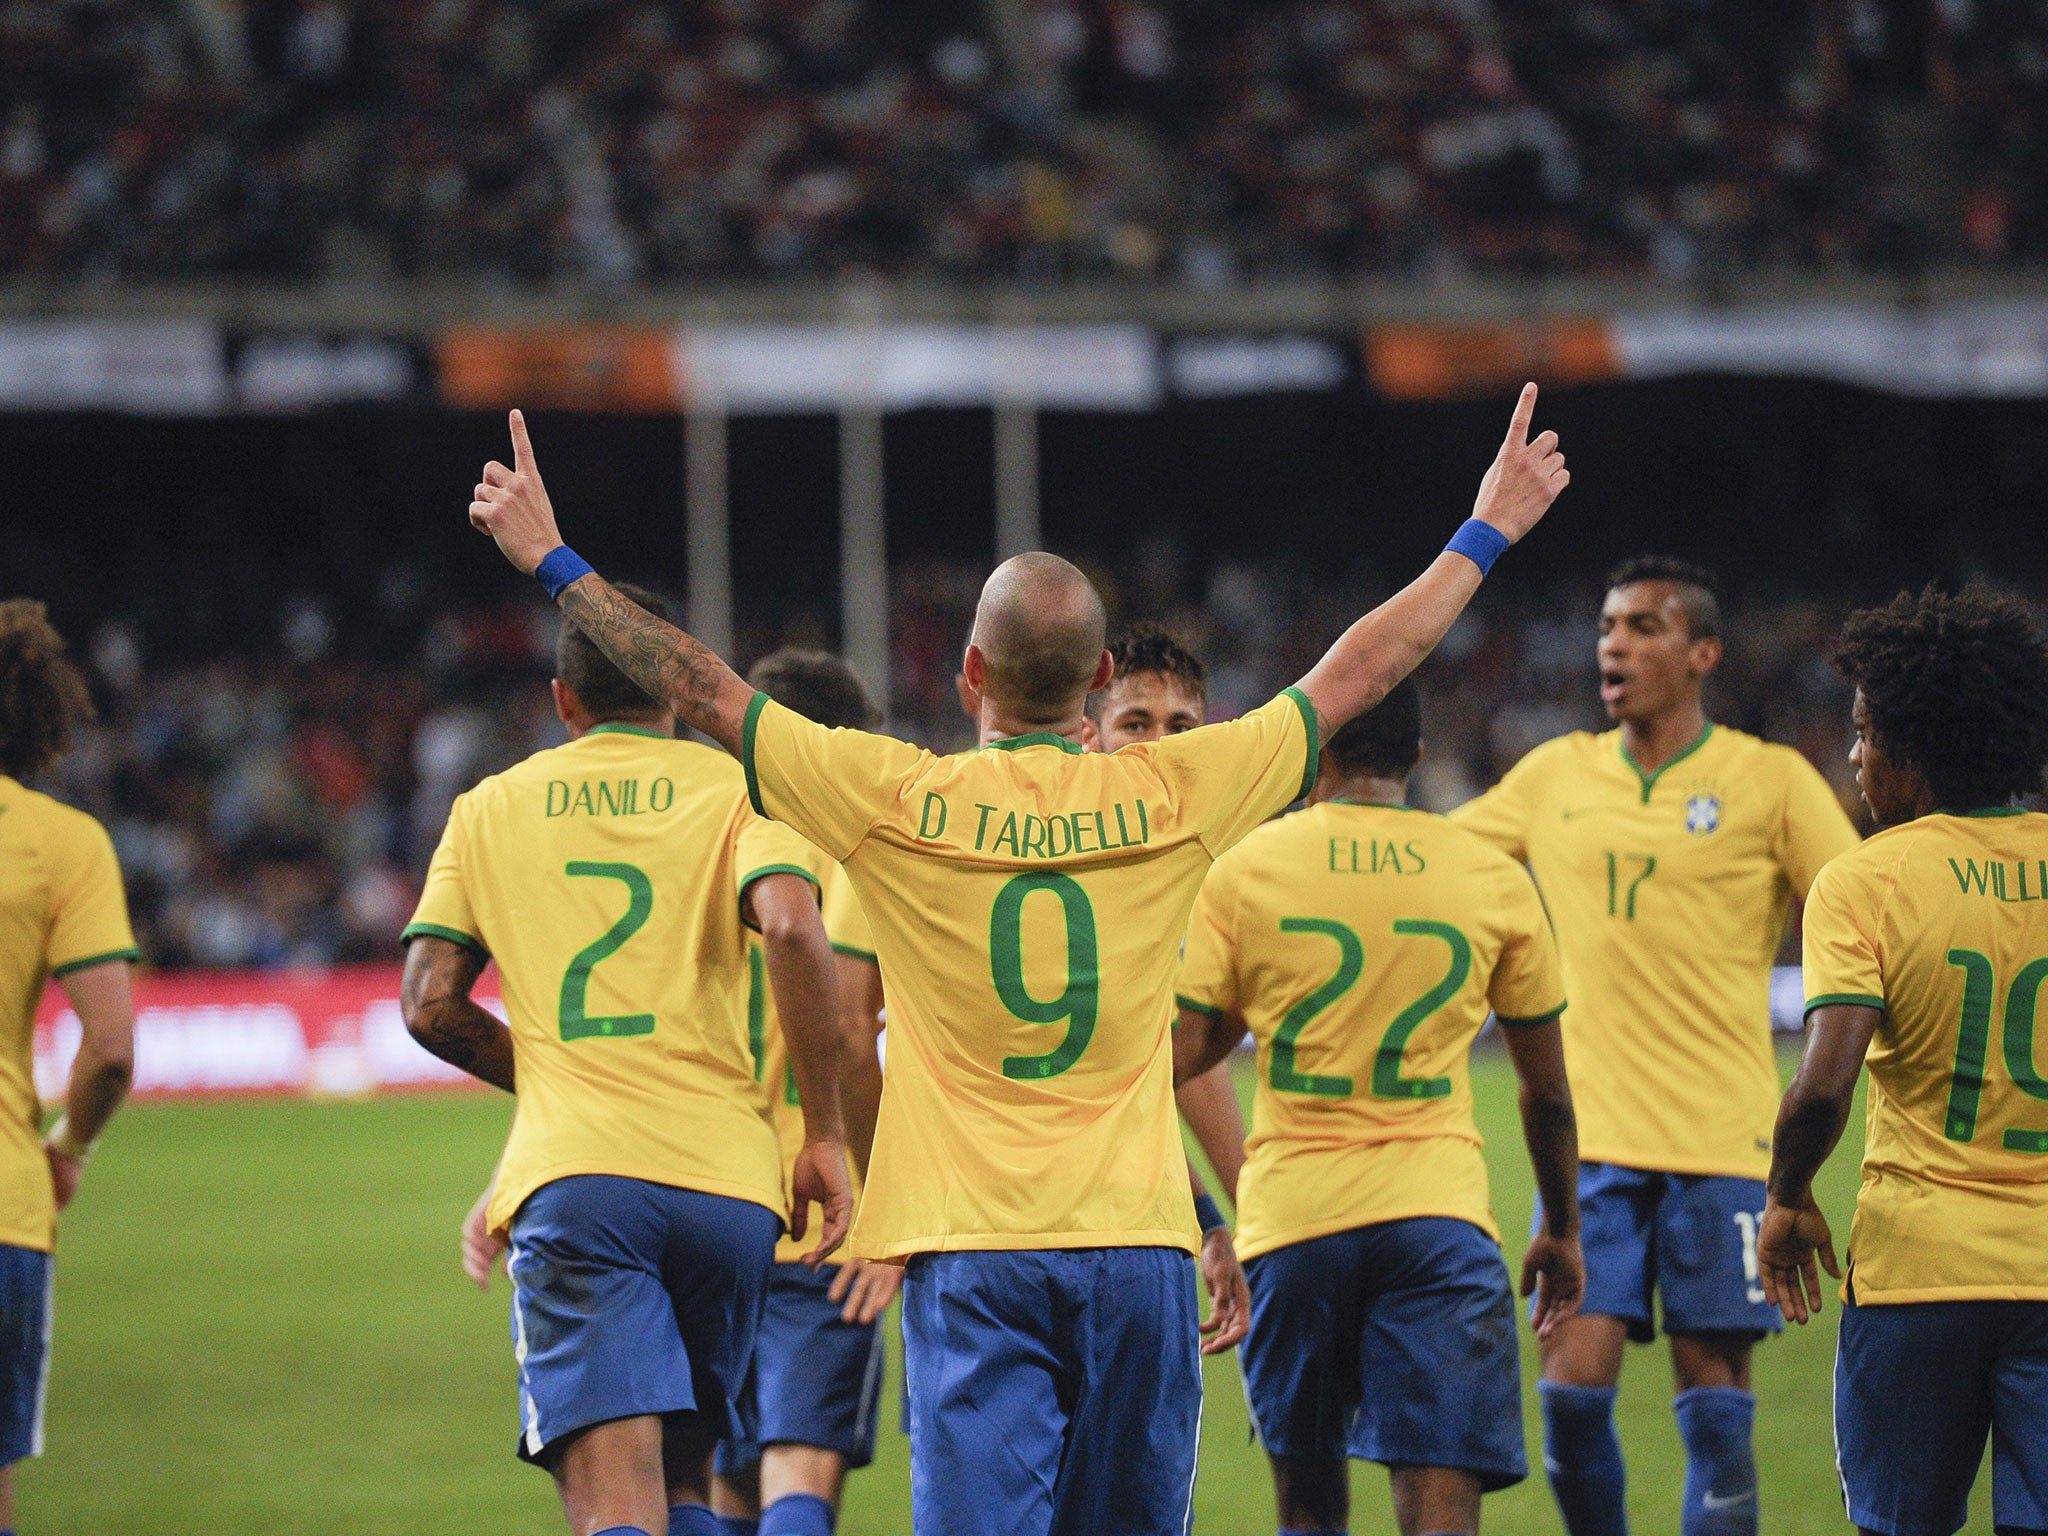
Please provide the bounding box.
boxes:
[509,409,537,474]
[1505,381,1538,447]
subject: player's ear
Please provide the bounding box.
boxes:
[550,678,583,733]
[1079,715,1101,752]
[1690,633,1724,679]
[1089,649,1115,693]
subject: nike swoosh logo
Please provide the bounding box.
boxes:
[1701,1492,1755,1511]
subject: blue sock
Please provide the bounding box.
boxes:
[666,1505,721,1536]
[716,1517,759,1536]
[1674,1386,1757,1536]
[759,1493,834,1536]
[1540,1380,1630,1536]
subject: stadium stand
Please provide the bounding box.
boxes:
[4,0,2044,284]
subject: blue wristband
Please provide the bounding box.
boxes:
[1444,519,1511,576]
[1193,1193,1227,1234]
[535,545,594,600]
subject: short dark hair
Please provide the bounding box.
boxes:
[0,599,94,780]
[746,649,877,729]
[1833,584,2048,810]
[1087,623,1208,719]
[555,582,675,720]
[1606,555,1722,640]
[1324,678,1422,780]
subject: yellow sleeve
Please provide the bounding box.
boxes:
[1801,857,1886,1014]
[1448,748,1543,863]
[742,694,925,862]
[1774,751,1862,899]
[822,871,876,961]
[403,795,487,955]
[1175,859,1242,1019]
[45,812,139,977]
[1154,690,1318,857]
[1487,865,1566,1025]
[735,810,830,927]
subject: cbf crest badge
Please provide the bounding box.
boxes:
[1684,793,1722,836]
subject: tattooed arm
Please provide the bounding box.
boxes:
[401,935,515,1092]
[467,410,755,753]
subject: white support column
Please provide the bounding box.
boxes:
[683,403,732,659]
[993,306,1041,559]
[839,288,889,711]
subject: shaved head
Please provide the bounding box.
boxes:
[969,553,1109,724]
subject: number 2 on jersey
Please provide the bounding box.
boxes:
[558,861,657,1041]
[992,873,1099,1080]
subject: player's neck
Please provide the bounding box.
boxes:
[1316,773,1408,808]
[978,701,1087,748]
[1618,701,1710,777]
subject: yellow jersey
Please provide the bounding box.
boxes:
[1454,725,1858,1179]
[1801,808,2048,1304]
[741,688,1317,1259]
[0,776,139,1252]
[405,724,822,1236]
[749,859,876,1264]
[1177,800,1564,1259]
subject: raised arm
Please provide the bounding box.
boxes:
[1295,383,1568,735]
[468,410,755,753]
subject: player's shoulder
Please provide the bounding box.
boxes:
[1810,819,1915,901]
[1511,730,1606,775]
[1707,725,1824,785]
[0,779,113,851]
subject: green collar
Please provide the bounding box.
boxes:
[583,722,674,741]
[1939,804,2030,818]
[1618,722,1714,804]
[983,732,1085,755]
[1326,796,1413,810]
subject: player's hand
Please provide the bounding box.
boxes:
[1758,1194,1838,1325]
[461,1186,507,1290]
[1521,1230,1585,1340]
[1197,1223,1250,1355]
[790,1137,855,1268]
[827,1255,904,1324]
[468,409,565,576]
[1470,382,1569,545]
[44,1144,83,1212]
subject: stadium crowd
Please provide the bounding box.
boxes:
[3,0,2043,285]
[28,557,1901,971]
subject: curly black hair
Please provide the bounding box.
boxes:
[0,599,94,780]
[1606,555,1722,639]
[1833,584,2048,810]
[1087,622,1207,719]
[747,647,878,730]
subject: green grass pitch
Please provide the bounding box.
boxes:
[20,1048,1988,1534]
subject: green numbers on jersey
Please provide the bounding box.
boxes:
[992,873,1100,1080]
[1605,851,1657,918]
[1273,919,1361,1096]
[558,861,657,1041]
[1944,949,2048,1152]
[1271,917,1467,1101]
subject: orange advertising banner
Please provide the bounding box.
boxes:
[1365,319,1623,401]
[438,327,681,411]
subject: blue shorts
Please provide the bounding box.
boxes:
[902,1247,1201,1536]
[0,1243,52,1466]
[715,1262,887,1476]
[1835,1293,2048,1536]
[1536,1161,1781,1343]
[506,1175,780,1467]
[1241,1217,1526,1491]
